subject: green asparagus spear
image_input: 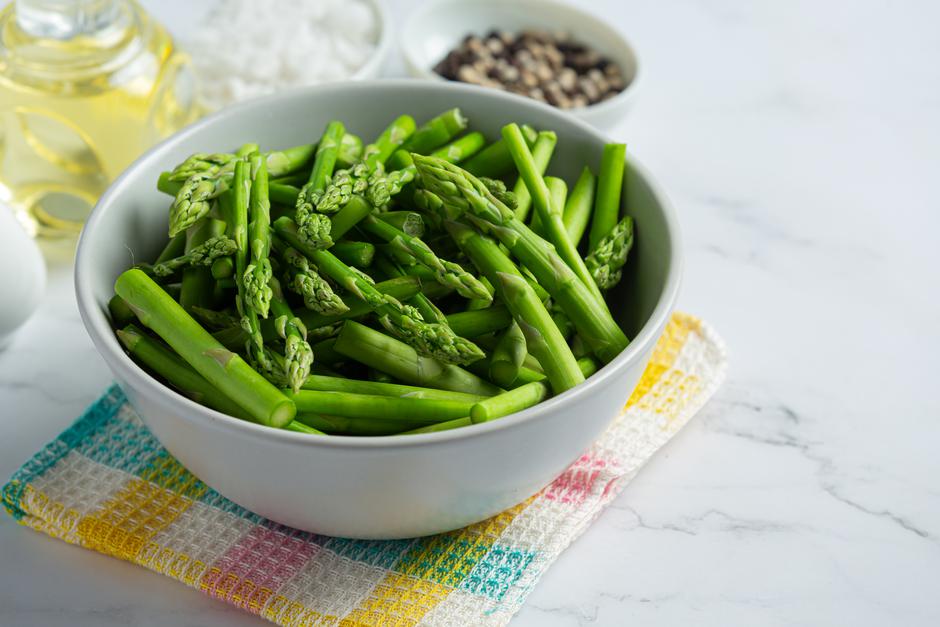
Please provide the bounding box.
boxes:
[445,220,583,393]
[296,413,420,436]
[364,114,417,170]
[585,216,634,290]
[331,240,376,268]
[155,232,186,264]
[430,131,486,163]
[588,143,626,251]
[108,295,135,327]
[274,217,483,365]
[179,218,227,311]
[462,124,538,178]
[412,156,629,363]
[334,321,501,396]
[286,389,473,424]
[269,277,312,393]
[147,235,236,277]
[563,166,597,246]
[471,356,599,423]
[274,239,348,315]
[488,321,527,387]
[301,373,486,401]
[529,175,567,236]
[115,269,295,427]
[190,306,240,330]
[359,215,490,300]
[231,160,267,368]
[377,211,425,237]
[284,421,326,435]
[296,121,344,246]
[210,256,235,279]
[387,107,468,170]
[445,306,513,338]
[336,133,363,168]
[329,195,373,240]
[243,154,274,318]
[503,124,603,302]
[510,130,556,222]
[373,255,449,326]
[400,417,474,435]
[118,323,250,419]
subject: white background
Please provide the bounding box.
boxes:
[1,0,939,625]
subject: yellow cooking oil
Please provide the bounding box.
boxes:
[0,0,199,237]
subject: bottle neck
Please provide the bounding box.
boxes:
[15,0,121,40]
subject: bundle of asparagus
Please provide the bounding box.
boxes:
[111,109,635,436]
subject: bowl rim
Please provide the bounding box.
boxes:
[350,0,393,81]
[75,79,681,450]
[398,0,641,116]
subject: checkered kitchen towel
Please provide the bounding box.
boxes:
[2,312,725,626]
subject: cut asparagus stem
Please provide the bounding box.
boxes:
[274,216,482,365]
[471,356,598,423]
[331,240,376,267]
[377,211,425,237]
[359,215,490,300]
[329,195,373,240]
[108,295,136,327]
[563,166,597,246]
[445,306,513,338]
[430,131,486,163]
[510,130,556,222]
[284,421,326,435]
[585,216,634,290]
[503,124,603,302]
[269,277,313,393]
[400,417,474,435]
[364,114,417,170]
[413,156,629,364]
[529,175,567,236]
[462,124,538,178]
[333,321,501,396]
[301,374,488,401]
[445,220,583,393]
[115,269,295,427]
[336,133,363,169]
[155,232,186,264]
[190,306,240,330]
[588,143,627,251]
[488,321,527,388]
[244,153,273,318]
[210,256,234,279]
[286,389,473,423]
[296,413,420,436]
[118,323,250,419]
[179,218,226,311]
[387,107,468,170]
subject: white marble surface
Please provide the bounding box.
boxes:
[2,0,940,625]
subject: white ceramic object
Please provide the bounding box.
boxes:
[75,80,679,539]
[400,0,640,129]
[0,205,45,348]
[350,0,393,81]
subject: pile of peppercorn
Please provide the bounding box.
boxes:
[433,30,628,109]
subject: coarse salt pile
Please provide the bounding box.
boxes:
[186,0,379,110]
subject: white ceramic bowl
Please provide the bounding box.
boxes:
[75,80,679,539]
[400,0,640,129]
[350,0,393,81]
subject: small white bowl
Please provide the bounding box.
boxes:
[400,0,640,129]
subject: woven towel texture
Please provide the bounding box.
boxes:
[2,312,726,626]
